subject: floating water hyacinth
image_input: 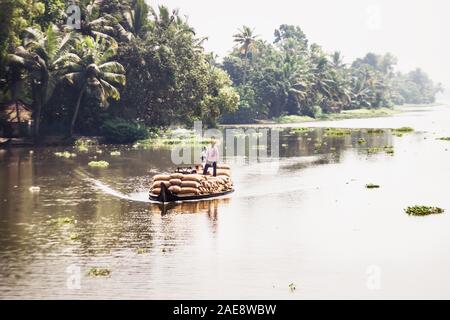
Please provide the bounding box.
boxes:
[367,128,385,134]
[289,127,314,134]
[69,233,79,240]
[88,268,111,277]
[88,161,110,168]
[367,146,394,155]
[405,206,444,216]
[47,217,76,226]
[289,283,296,292]
[393,127,414,133]
[324,128,353,136]
[76,145,88,152]
[55,151,76,158]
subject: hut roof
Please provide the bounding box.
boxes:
[0,100,33,123]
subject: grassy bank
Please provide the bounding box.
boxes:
[275,107,398,124]
[134,129,211,149]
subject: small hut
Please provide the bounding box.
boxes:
[0,100,33,137]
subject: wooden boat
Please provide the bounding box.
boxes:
[149,182,234,203]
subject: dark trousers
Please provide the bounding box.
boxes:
[203,162,217,176]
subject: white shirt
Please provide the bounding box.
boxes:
[206,146,219,163]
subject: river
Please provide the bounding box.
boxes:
[1,104,450,299]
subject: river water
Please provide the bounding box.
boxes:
[1,105,450,299]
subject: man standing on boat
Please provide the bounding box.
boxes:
[203,140,219,176]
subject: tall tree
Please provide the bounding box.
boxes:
[54,36,126,136]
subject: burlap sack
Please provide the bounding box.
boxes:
[217,164,231,170]
[153,174,171,181]
[151,180,170,188]
[169,179,182,186]
[170,173,184,180]
[182,174,203,183]
[179,187,200,195]
[150,188,161,195]
[216,169,230,177]
[181,181,200,188]
[168,185,181,194]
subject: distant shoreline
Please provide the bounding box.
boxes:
[220,103,445,129]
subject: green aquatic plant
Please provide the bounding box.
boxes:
[367,147,383,154]
[88,161,110,168]
[385,147,395,155]
[358,138,366,144]
[75,138,98,152]
[289,283,296,292]
[136,248,146,254]
[136,134,211,148]
[367,128,385,134]
[48,217,76,226]
[393,127,414,133]
[324,128,353,137]
[88,268,111,277]
[69,233,79,240]
[54,151,76,158]
[404,206,445,216]
[366,183,380,189]
[289,127,314,134]
[367,146,394,155]
[76,145,89,152]
[437,137,450,141]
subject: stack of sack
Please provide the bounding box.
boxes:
[150,166,233,196]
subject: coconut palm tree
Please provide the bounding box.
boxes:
[54,36,126,137]
[6,47,41,124]
[115,0,149,41]
[233,26,258,59]
[17,25,80,137]
[149,5,195,38]
[233,26,259,84]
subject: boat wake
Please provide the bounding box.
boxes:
[73,168,154,203]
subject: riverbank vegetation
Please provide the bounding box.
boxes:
[0,0,443,144]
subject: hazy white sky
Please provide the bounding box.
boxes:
[151,0,450,88]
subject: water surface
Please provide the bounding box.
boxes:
[1,105,450,299]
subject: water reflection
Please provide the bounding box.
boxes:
[149,198,231,216]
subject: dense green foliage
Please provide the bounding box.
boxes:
[101,118,148,143]
[220,25,442,123]
[0,1,442,141]
[1,0,238,140]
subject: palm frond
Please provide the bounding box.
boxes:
[101,72,126,86]
[98,62,125,74]
[99,79,120,100]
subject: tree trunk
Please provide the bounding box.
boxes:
[70,88,85,137]
[32,83,42,139]
[12,82,21,123]
[242,49,249,85]
[34,68,49,139]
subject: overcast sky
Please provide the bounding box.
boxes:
[151,0,450,89]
